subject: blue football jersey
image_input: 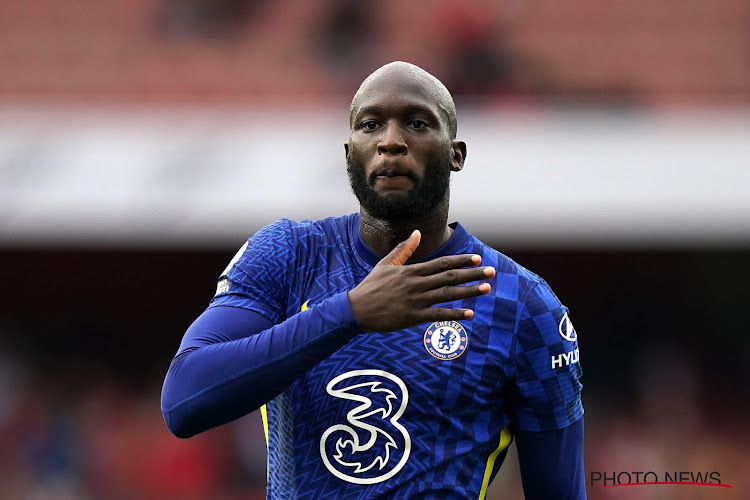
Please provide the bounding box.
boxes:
[210,213,583,499]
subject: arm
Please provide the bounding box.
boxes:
[515,418,585,499]
[161,293,361,438]
[509,280,585,498]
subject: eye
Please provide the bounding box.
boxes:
[409,120,429,130]
[361,120,380,131]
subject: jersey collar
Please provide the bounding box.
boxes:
[351,213,472,270]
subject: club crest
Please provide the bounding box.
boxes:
[423,321,468,361]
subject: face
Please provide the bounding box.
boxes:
[346,74,464,221]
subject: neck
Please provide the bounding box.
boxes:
[358,199,453,261]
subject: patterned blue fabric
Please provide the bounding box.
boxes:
[211,213,583,499]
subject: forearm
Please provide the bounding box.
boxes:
[161,292,362,438]
[515,418,586,499]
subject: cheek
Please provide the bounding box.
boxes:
[348,139,378,166]
[417,139,451,163]
[347,143,361,164]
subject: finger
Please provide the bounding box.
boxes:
[380,230,421,266]
[421,266,495,289]
[418,307,475,323]
[413,254,482,275]
[423,283,491,304]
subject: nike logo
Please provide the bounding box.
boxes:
[301,300,309,312]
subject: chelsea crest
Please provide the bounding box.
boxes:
[423,321,468,361]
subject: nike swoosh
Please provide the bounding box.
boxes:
[301,300,309,312]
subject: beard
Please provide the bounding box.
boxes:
[347,153,452,222]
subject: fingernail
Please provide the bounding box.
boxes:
[471,255,481,264]
[464,310,474,318]
[479,283,491,293]
[483,267,496,277]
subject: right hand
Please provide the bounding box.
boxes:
[347,230,495,332]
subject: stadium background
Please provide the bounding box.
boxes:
[1,1,748,498]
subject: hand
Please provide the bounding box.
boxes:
[347,230,495,332]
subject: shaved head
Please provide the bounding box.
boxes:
[350,61,458,139]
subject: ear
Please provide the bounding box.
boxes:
[450,140,467,172]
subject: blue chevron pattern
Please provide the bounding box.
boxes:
[211,213,583,499]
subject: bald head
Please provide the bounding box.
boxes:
[350,62,458,139]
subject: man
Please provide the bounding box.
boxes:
[161,62,585,499]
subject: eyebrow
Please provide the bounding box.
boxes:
[353,103,441,123]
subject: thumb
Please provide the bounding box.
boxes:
[380,230,421,266]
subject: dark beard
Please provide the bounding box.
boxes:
[347,154,451,222]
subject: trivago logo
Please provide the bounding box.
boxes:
[590,471,732,489]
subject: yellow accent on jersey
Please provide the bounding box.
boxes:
[260,404,269,448]
[260,302,307,452]
[478,426,512,499]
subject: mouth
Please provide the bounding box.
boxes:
[373,174,414,191]
[369,160,417,191]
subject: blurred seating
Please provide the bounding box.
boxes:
[0,0,747,104]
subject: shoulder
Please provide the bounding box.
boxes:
[248,213,355,245]
[467,234,547,303]
[281,213,356,240]
[213,214,355,301]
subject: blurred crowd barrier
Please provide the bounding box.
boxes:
[1,108,749,248]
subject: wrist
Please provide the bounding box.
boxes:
[346,289,371,333]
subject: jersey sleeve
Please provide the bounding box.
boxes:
[209,219,294,323]
[161,293,363,438]
[515,418,586,499]
[509,280,583,432]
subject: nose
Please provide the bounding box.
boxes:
[377,122,407,156]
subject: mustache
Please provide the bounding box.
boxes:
[368,160,418,183]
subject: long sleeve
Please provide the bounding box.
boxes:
[161,292,363,438]
[515,418,586,499]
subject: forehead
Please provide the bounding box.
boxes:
[351,74,446,120]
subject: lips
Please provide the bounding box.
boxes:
[370,160,417,184]
[374,175,414,191]
[366,158,418,192]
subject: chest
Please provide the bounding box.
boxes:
[284,244,517,416]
